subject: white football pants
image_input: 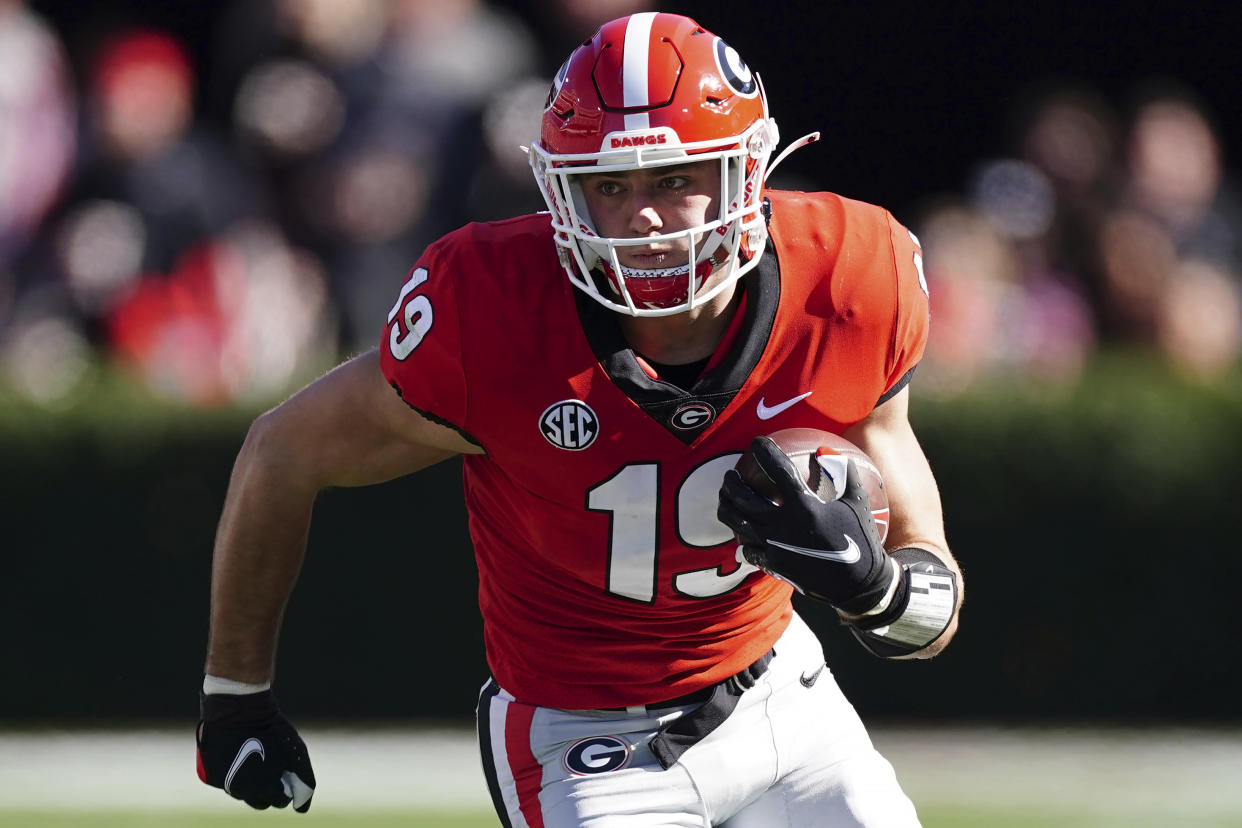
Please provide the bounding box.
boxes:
[477,613,921,827]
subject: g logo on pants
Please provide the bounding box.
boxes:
[563,736,631,775]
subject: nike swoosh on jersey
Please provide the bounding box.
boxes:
[768,535,861,564]
[800,663,826,688]
[225,737,266,794]
[756,391,813,420]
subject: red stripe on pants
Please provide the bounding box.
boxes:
[505,702,545,828]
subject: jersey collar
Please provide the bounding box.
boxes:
[573,243,781,444]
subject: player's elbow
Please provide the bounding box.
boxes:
[240,407,287,465]
[233,404,323,495]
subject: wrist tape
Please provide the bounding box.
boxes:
[848,547,957,658]
[202,674,272,695]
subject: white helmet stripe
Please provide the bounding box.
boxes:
[621,11,656,131]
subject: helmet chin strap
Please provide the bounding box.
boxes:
[614,259,712,281]
[593,252,720,310]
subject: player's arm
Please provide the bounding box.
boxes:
[197,347,481,812]
[842,385,963,659]
[207,346,481,682]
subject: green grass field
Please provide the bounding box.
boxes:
[3,807,1241,828]
[0,814,486,828]
[3,727,1241,827]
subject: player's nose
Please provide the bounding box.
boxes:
[629,201,663,235]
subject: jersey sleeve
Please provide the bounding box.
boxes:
[882,211,930,399]
[378,237,470,434]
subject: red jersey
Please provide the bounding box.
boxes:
[379,189,929,709]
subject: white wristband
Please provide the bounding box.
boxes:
[203,674,272,695]
[869,565,956,648]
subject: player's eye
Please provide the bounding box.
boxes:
[593,179,625,197]
[659,175,690,190]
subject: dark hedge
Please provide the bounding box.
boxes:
[4,353,1239,723]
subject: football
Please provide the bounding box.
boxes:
[735,427,890,542]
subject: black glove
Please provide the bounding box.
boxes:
[196,689,316,813]
[718,436,895,614]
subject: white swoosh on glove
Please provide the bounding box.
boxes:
[224,738,265,794]
[768,535,861,564]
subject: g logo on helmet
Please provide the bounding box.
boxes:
[563,736,631,776]
[540,400,599,450]
[714,38,759,98]
[545,58,570,109]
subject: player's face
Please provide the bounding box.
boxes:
[580,161,720,270]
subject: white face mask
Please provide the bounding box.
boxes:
[530,119,780,317]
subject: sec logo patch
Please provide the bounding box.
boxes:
[563,736,631,775]
[540,400,599,450]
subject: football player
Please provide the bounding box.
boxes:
[196,12,963,827]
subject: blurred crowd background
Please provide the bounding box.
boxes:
[1,0,1240,410]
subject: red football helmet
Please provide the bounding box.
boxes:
[530,13,808,316]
